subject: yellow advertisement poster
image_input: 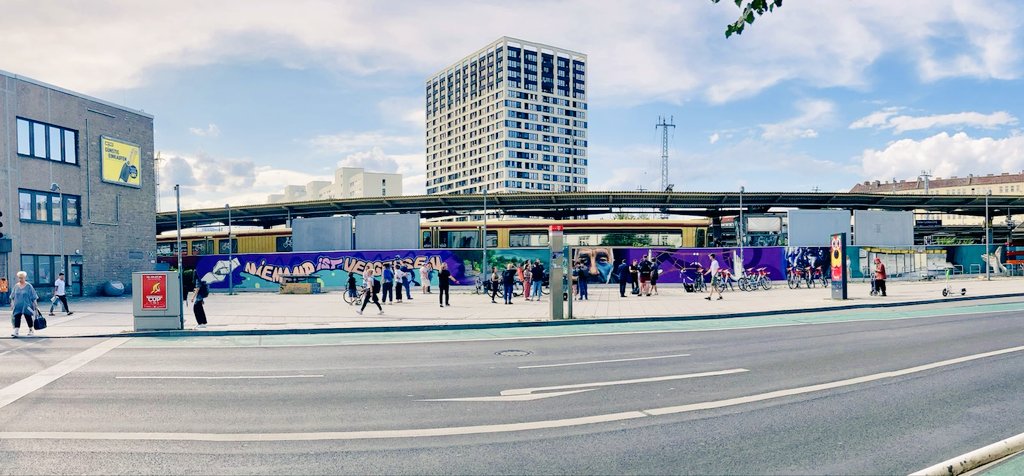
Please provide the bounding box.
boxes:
[101,136,141,188]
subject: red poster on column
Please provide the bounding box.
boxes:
[142,274,168,310]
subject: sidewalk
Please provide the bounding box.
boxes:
[14,276,1023,338]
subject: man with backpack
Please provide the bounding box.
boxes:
[638,257,653,296]
[190,279,210,329]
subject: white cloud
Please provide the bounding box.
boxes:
[709,133,720,144]
[309,131,420,154]
[188,123,221,137]
[377,97,425,130]
[850,109,1018,133]
[859,131,1024,181]
[760,100,834,141]
[0,0,1018,106]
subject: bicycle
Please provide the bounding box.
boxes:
[787,266,805,289]
[343,286,367,306]
[715,270,735,293]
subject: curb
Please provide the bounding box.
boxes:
[912,431,1024,476]
[53,291,1024,339]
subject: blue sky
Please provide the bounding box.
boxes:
[2,0,1022,210]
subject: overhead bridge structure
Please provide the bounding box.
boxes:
[156,191,1024,233]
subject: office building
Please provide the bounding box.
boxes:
[1,70,156,295]
[850,172,1024,226]
[426,37,588,195]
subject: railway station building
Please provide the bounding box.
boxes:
[0,70,155,296]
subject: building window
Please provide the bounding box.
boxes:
[20,254,58,287]
[17,189,82,225]
[16,117,78,164]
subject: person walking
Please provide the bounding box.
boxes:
[705,253,724,301]
[420,262,432,294]
[190,279,210,329]
[502,263,516,305]
[358,267,383,315]
[9,271,38,337]
[381,263,394,305]
[630,260,640,295]
[530,260,544,301]
[437,262,457,307]
[576,262,589,300]
[0,277,9,308]
[874,257,887,297]
[523,265,533,301]
[393,265,404,303]
[48,272,74,316]
[399,259,414,300]
[489,266,500,303]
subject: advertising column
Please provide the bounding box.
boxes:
[830,233,848,300]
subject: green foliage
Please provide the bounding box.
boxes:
[600,233,653,247]
[711,0,783,37]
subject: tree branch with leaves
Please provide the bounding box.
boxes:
[711,0,783,37]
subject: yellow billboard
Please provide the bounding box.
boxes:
[101,136,141,188]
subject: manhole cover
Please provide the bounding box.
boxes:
[495,349,532,357]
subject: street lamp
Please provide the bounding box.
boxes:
[985,190,991,281]
[175,184,184,328]
[225,203,234,295]
[49,183,64,277]
[482,187,488,276]
[738,186,745,267]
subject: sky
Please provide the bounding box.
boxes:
[2,0,1022,211]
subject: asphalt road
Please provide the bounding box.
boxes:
[1,304,1023,475]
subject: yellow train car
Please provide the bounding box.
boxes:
[420,218,711,249]
[157,229,292,257]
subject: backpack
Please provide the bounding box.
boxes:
[197,283,209,298]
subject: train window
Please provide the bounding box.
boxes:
[439,230,479,249]
[218,238,238,254]
[509,231,548,247]
[275,236,293,252]
[696,229,706,248]
[191,239,214,255]
[156,242,177,257]
[422,231,433,248]
[485,231,498,248]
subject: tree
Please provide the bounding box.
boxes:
[711,0,783,38]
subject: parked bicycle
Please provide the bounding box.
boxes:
[739,267,772,291]
[786,266,805,289]
[715,269,735,293]
[343,285,367,306]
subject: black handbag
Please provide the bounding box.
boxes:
[32,306,47,330]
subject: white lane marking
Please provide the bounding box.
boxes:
[115,375,324,380]
[0,345,1022,441]
[118,305,1024,350]
[419,369,748,402]
[0,340,44,357]
[0,338,127,410]
[518,353,691,369]
[643,344,1024,416]
[9,343,1024,441]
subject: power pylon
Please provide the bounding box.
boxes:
[656,116,676,193]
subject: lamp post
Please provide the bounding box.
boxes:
[226,203,234,295]
[175,184,183,328]
[482,187,488,276]
[737,186,745,266]
[49,183,65,277]
[986,190,991,281]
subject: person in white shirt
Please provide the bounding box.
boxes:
[705,254,723,301]
[49,272,74,316]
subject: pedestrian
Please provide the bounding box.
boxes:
[393,265,404,303]
[638,257,653,296]
[437,262,457,307]
[48,272,74,316]
[420,262,432,294]
[650,262,660,295]
[489,266,500,303]
[398,257,414,300]
[190,279,209,329]
[705,253,724,301]
[576,262,589,300]
[381,263,394,305]
[502,263,516,304]
[0,277,9,308]
[346,273,357,301]
[617,259,630,297]
[523,264,533,301]
[530,260,544,301]
[9,271,38,337]
[630,259,640,295]
[874,257,887,297]
[358,267,383,315]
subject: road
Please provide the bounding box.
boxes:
[2,301,1023,474]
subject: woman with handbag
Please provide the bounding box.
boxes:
[9,271,39,338]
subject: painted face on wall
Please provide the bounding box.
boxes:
[575,247,613,281]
